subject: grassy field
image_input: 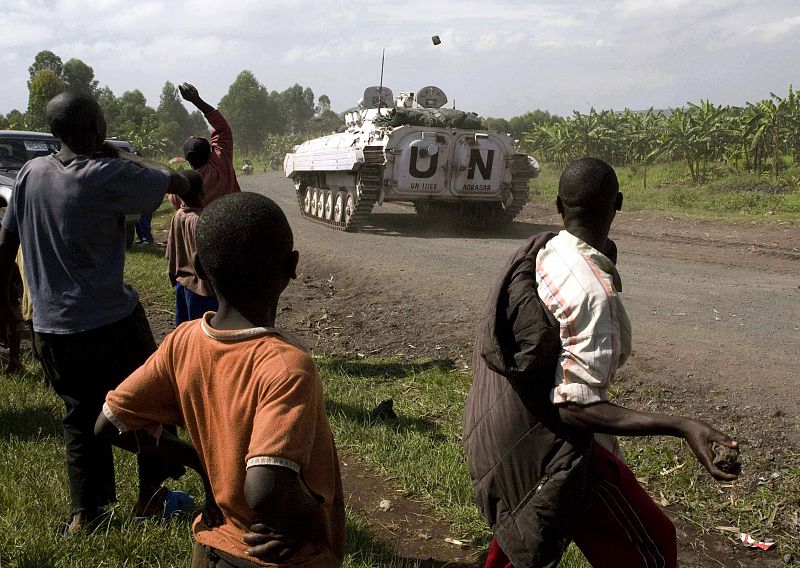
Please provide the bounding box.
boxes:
[1,192,797,567]
[4,349,798,567]
[533,160,800,220]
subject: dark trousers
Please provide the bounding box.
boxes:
[485,445,677,568]
[175,284,218,327]
[35,303,181,513]
[135,214,153,242]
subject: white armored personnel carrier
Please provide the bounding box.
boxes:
[284,86,540,231]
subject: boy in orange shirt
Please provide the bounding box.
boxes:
[95,193,345,567]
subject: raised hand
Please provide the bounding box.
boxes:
[201,499,224,528]
[179,83,201,103]
[179,82,214,114]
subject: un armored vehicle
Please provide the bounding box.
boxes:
[284,86,539,231]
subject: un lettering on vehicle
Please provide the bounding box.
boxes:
[392,132,450,197]
[451,135,504,197]
[392,132,504,197]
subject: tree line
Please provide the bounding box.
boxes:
[0,50,343,159]
[5,51,798,185]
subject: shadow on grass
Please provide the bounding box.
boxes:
[0,551,58,568]
[319,358,455,379]
[321,358,460,442]
[326,399,446,443]
[127,242,168,259]
[0,404,61,440]
[347,515,479,568]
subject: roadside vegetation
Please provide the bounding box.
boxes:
[2,50,341,163]
[533,160,800,221]
[516,89,800,221]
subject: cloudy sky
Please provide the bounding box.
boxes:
[2,0,799,118]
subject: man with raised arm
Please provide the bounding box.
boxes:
[171,82,241,209]
[463,157,739,568]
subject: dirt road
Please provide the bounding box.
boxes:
[245,173,799,445]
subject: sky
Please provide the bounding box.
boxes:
[2,0,800,119]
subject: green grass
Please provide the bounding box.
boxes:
[321,358,483,535]
[533,160,800,221]
[319,357,800,562]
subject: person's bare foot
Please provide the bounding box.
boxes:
[62,508,110,537]
[132,486,168,518]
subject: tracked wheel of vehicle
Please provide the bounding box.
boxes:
[324,190,334,220]
[343,192,355,226]
[314,189,323,218]
[293,150,382,232]
[333,192,345,223]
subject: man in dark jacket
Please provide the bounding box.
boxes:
[463,158,738,568]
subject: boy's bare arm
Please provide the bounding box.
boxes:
[94,415,223,526]
[557,401,739,481]
[242,465,322,562]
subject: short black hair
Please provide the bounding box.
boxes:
[558,158,619,209]
[182,170,203,208]
[183,137,211,169]
[46,92,103,139]
[196,193,293,300]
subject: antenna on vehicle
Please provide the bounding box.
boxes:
[378,48,385,108]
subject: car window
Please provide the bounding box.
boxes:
[0,139,61,171]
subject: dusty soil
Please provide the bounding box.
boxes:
[148,173,799,567]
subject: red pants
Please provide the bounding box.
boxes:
[485,445,677,568]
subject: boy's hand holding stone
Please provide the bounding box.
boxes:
[201,499,224,528]
[681,417,739,481]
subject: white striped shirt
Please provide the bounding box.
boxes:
[536,230,632,406]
